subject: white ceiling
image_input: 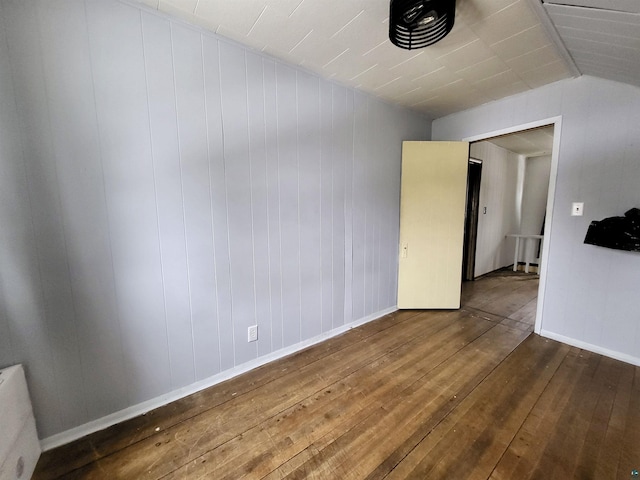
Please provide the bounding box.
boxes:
[133,0,639,118]
[542,0,640,88]
[484,125,554,157]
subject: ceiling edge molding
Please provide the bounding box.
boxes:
[524,0,582,78]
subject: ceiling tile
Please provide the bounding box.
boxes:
[481,80,530,100]
[391,86,437,105]
[329,10,390,56]
[246,5,312,54]
[472,69,522,90]
[491,25,551,60]
[194,0,266,35]
[469,0,539,45]
[265,0,307,18]
[287,0,368,39]
[505,45,562,74]
[352,64,405,91]
[414,79,469,102]
[161,0,197,14]
[437,39,496,71]
[288,30,350,68]
[322,49,378,81]
[414,88,493,113]
[411,67,461,90]
[132,0,610,118]
[457,0,520,23]
[424,24,479,58]
[388,53,444,79]
[362,39,444,70]
[456,56,510,83]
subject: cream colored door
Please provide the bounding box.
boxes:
[397,141,469,309]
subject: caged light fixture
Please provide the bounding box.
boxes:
[389,0,456,49]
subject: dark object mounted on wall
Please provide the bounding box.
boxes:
[584,208,640,252]
[389,0,456,49]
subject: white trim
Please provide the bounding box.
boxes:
[541,329,640,367]
[39,306,397,452]
[462,116,563,337]
[462,117,562,144]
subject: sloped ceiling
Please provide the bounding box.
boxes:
[134,0,578,118]
[542,0,640,88]
[132,0,639,118]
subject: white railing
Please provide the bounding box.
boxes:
[506,234,544,275]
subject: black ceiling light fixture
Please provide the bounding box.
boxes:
[389,0,456,50]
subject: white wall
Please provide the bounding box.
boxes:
[434,75,640,366]
[0,0,430,442]
[521,155,551,263]
[469,142,519,277]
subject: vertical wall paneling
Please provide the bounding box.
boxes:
[1,0,64,435]
[262,58,284,351]
[351,93,367,322]
[331,85,347,328]
[1,0,431,442]
[38,0,132,431]
[37,0,130,429]
[276,64,302,347]
[140,11,194,389]
[171,24,220,379]
[246,52,272,356]
[469,141,519,277]
[521,155,551,263]
[319,80,334,333]
[0,0,16,369]
[365,101,379,315]
[433,76,640,365]
[219,41,256,366]
[202,36,233,372]
[296,71,322,340]
[5,0,78,435]
[86,0,170,403]
[343,90,355,325]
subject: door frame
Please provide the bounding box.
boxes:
[462,158,482,281]
[461,116,562,336]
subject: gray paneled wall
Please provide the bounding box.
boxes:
[0,0,429,439]
[434,75,640,366]
[469,141,519,277]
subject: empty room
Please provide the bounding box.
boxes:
[1,0,640,478]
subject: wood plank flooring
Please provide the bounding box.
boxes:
[34,270,640,479]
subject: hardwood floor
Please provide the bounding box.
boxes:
[34,270,640,479]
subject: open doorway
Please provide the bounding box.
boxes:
[462,158,482,281]
[462,125,554,280]
[463,117,561,333]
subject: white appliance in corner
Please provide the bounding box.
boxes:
[0,365,41,480]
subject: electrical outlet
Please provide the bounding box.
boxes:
[248,325,258,342]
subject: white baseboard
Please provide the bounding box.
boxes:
[40,306,397,451]
[540,329,640,367]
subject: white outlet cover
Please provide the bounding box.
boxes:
[248,325,258,342]
[571,202,584,216]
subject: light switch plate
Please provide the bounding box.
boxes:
[571,202,584,216]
